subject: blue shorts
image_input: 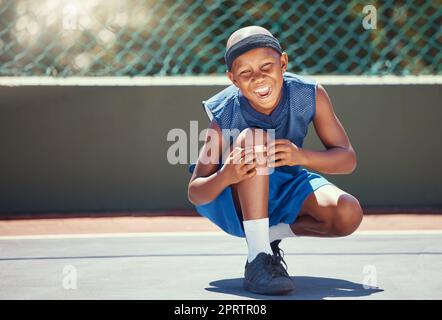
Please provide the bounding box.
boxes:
[189,166,332,238]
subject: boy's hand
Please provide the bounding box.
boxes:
[220,147,257,184]
[267,139,305,167]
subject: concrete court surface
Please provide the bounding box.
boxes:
[0,230,441,300]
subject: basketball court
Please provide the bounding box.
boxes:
[1,215,441,300]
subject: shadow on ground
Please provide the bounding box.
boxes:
[206,276,383,300]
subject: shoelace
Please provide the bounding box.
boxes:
[264,254,289,277]
[272,243,288,271]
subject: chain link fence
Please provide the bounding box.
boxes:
[0,0,440,76]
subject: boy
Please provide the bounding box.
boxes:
[188,26,363,295]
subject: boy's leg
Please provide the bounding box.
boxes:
[291,184,363,237]
[231,128,272,261]
[231,128,294,295]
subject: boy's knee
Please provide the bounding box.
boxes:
[233,128,271,173]
[234,128,269,149]
[331,194,363,237]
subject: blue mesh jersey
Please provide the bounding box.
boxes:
[202,72,317,175]
[190,72,332,237]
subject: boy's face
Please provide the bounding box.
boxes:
[227,47,288,114]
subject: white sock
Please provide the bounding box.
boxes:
[269,223,297,243]
[243,218,273,263]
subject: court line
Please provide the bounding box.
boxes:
[0,229,442,240]
[1,251,441,262]
[0,75,441,86]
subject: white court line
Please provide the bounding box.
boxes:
[0,231,225,240]
[0,75,441,86]
[0,230,442,240]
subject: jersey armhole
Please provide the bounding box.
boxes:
[203,102,214,121]
[310,82,318,124]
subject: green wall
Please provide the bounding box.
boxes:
[0,84,440,214]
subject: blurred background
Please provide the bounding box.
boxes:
[0,0,440,76]
[0,0,441,216]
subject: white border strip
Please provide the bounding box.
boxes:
[0,75,441,86]
[0,231,225,240]
[0,230,442,240]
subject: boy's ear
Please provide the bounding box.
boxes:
[280,52,288,73]
[226,71,237,87]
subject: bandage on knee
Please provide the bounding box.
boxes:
[254,144,271,175]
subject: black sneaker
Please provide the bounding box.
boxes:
[244,252,294,295]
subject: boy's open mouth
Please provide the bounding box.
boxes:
[253,85,272,100]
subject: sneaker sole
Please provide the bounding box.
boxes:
[243,279,294,296]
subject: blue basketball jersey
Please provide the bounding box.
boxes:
[202,72,317,175]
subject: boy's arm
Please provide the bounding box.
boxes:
[302,84,356,174]
[303,83,356,174]
[187,120,229,206]
[267,83,356,174]
[187,120,256,206]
